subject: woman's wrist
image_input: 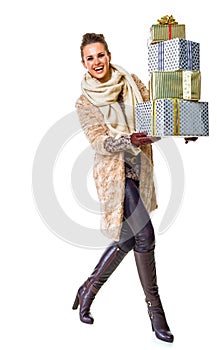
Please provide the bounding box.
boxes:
[104,134,132,152]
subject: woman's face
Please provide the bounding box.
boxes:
[82,42,111,83]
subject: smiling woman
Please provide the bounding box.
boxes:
[72,32,174,344]
[81,35,112,83]
[82,42,111,83]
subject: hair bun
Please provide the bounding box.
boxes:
[80,33,110,61]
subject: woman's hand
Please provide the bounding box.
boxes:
[184,137,198,144]
[131,132,161,147]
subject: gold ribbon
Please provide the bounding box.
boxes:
[153,101,157,136]
[157,15,178,25]
[173,99,180,135]
[153,99,180,136]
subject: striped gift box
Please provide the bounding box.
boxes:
[150,24,185,43]
[136,99,209,137]
[150,70,201,100]
[148,38,200,73]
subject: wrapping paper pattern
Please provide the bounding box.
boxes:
[150,24,185,43]
[150,70,201,100]
[136,99,209,137]
[148,38,200,73]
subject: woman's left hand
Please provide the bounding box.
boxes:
[130,133,161,146]
[184,137,198,144]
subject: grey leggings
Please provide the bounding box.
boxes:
[117,178,155,253]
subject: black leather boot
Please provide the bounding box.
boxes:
[134,249,174,343]
[72,245,127,324]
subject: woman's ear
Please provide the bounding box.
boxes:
[82,60,87,69]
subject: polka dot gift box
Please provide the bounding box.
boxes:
[136,99,209,137]
[148,38,200,73]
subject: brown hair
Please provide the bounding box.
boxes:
[80,33,110,61]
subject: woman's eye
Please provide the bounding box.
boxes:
[98,53,105,58]
[87,57,93,61]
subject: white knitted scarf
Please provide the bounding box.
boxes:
[81,64,143,138]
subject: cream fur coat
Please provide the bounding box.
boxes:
[76,74,157,241]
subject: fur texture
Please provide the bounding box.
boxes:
[76,74,157,241]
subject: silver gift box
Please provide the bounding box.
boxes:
[136,99,209,137]
[148,38,200,73]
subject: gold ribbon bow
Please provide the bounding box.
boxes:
[157,15,178,25]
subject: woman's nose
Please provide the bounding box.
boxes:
[94,56,100,65]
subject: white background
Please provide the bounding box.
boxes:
[1,0,217,349]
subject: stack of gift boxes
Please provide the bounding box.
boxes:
[136,15,209,137]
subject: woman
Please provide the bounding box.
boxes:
[73,32,193,343]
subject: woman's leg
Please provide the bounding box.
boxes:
[124,178,174,343]
[72,243,128,324]
[72,181,136,324]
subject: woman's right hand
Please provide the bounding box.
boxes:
[130,132,161,147]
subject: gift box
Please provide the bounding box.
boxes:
[148,38,200,73]
[150,24,185,43]
[150,15,185,43]
[150,70,201,100]
[135,99,209,137]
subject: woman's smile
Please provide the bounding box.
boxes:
[82,42,111,83]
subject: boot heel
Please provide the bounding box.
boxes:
[72,294,79,310]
